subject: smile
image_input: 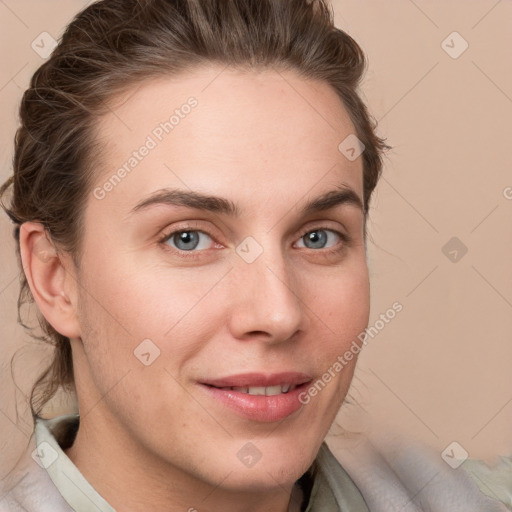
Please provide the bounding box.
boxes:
[199,372,313,422]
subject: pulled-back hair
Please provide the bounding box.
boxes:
[0,0,389,422]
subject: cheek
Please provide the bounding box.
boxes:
[307,261,370,395]
[290,265,369,440]
[316,263,370,337]
[76,255,229,373]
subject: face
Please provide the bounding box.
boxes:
[69,65,370,493]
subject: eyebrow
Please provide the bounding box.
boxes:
[129,185,364,217]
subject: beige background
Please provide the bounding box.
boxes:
[1,0,511,477]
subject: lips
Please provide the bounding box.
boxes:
[199,372,313,422]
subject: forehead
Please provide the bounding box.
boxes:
[90,65,363,217]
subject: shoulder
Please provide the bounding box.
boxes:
[0,418,76,512]
[325,430,509,512]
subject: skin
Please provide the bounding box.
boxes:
[20,65,370,512]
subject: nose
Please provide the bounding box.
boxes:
[227,243,309,344]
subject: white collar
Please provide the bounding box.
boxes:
[35,413,115,512]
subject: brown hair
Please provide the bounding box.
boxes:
[0,0,390,424]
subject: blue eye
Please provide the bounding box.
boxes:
[296,229,343,250]
[163,230,214,251]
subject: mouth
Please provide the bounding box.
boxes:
[198,372,313,422]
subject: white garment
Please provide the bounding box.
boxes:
[0,414,508,511]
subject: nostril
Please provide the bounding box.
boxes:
[247,330,269,337]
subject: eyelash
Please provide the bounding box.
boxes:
[157,224,351,260]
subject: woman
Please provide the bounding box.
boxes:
[0,0,507,510]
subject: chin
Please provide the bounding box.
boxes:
[217,460,311,493]
[213,437,318,491]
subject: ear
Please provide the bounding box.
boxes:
[19,222,81,339]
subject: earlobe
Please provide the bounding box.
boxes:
[19,222,81,339]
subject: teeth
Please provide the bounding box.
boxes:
[232,387,249,393]
[248,386,266,395]
[262,385,282,396]
[220,384,297,395]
